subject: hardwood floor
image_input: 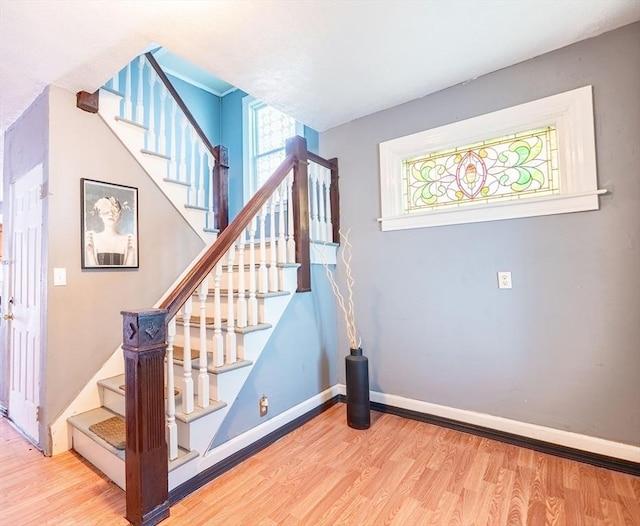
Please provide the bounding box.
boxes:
[1,405,638,525]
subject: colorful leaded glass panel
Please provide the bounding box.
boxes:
[403,126,559,212]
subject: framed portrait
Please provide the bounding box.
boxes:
[81,178,139,269]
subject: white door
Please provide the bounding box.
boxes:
[7,165,43,444]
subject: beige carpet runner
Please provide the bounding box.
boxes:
[89,416,126,450]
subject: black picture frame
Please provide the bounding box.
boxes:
[81,178,139,269]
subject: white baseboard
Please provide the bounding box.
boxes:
[198,385,342,472]
[336,384,640,463]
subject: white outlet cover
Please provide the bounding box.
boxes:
[497,271,512,289]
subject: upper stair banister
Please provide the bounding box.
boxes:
[144,52,229,233]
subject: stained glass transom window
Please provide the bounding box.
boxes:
[253,104,297,188]
[403,126,559,212]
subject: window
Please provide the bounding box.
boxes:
[243,98,303,200]
[379,86,602,231]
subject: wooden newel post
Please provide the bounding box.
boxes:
[287,135,311,292]
[213,145,229,233]
[121,308,170,526]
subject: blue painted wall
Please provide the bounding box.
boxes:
[211,264,338,447]
[165,73,221,147]
[221,89,248,220]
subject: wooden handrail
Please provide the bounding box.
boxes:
[308,151,336,170]
[145,52,217,159]
[160,149,300,319]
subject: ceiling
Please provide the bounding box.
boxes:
[1,0,639,137]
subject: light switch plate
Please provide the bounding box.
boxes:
[53,267,67,286]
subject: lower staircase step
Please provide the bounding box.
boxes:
[89,415,125,450]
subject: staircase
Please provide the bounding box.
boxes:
[65,51,339,525]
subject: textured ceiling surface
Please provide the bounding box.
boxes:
[1,0,639,137]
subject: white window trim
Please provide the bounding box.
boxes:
[378,86,604,231]
[242,96,304,204]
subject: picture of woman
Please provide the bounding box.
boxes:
[81,179,138,269]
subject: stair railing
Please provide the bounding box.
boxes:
[122,135,339,526]
[106,52,228,234]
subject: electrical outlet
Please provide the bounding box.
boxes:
[497,271,512,289]
[259,395,269,417]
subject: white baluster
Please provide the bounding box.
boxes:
[286,173,296,263]
[198,143,206,210]
[277,181,287,265]
[189,127,198,206]
[212,262,224,367]
[147,69,157,152]
[268,195,278,292]
[179,115,188,184]
[225,244,237,364]
[318,165,328,243]
[181,298,194,414]
[158,87,167,155]
[135,56,144,124]
[198,279,210,408]
[248,216,258,326]
[236,231,247,329]
[309,163,320,242]
[258,205,268,296]
[166,317,178,460]
[169,98,178,182]
[324,167,334,242]
[124,62,133,120]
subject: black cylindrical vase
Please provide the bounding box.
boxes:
[345,347,370,429]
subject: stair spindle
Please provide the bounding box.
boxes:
[135,56,144,124]
[158,87,167,155]
[277,181,287,265]
[268,195,278,292]
[225,244,237,364]
[181,298,194,414]
[212,262,224,367]
[258,204,268,295]
[236,231,248,330]
[286,173,295,263]
[318,165,328,242]
[179,114,188,184]
[248,216,258,326]
[197,279,210,408]
[197,141,205,209]
[169,98,178,182]
[309,163,320,241]
[206,151,216,231]
[189,127,198,206]
[124,62,133,121]
[166,317,178,460]
[147,69,157,152]
[324,166,334,242]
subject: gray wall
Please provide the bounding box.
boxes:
[212,264,338,446]
[44,87,204,452]
[320,23,640,446]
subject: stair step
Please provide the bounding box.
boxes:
[172,346,253,375]
[176,316,272,333]
[68,407,126,460]
[67,407,200,471]
[99,374,181,399]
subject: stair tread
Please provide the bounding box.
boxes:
[171,346,253,374]
[175,316,272,333]
[68,406,203,466]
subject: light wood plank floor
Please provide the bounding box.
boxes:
[1,405,639,525]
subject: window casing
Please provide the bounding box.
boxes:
[378,86,602,231]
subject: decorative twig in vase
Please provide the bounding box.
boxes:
[321,229,370,429]
[321,229,361,351]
